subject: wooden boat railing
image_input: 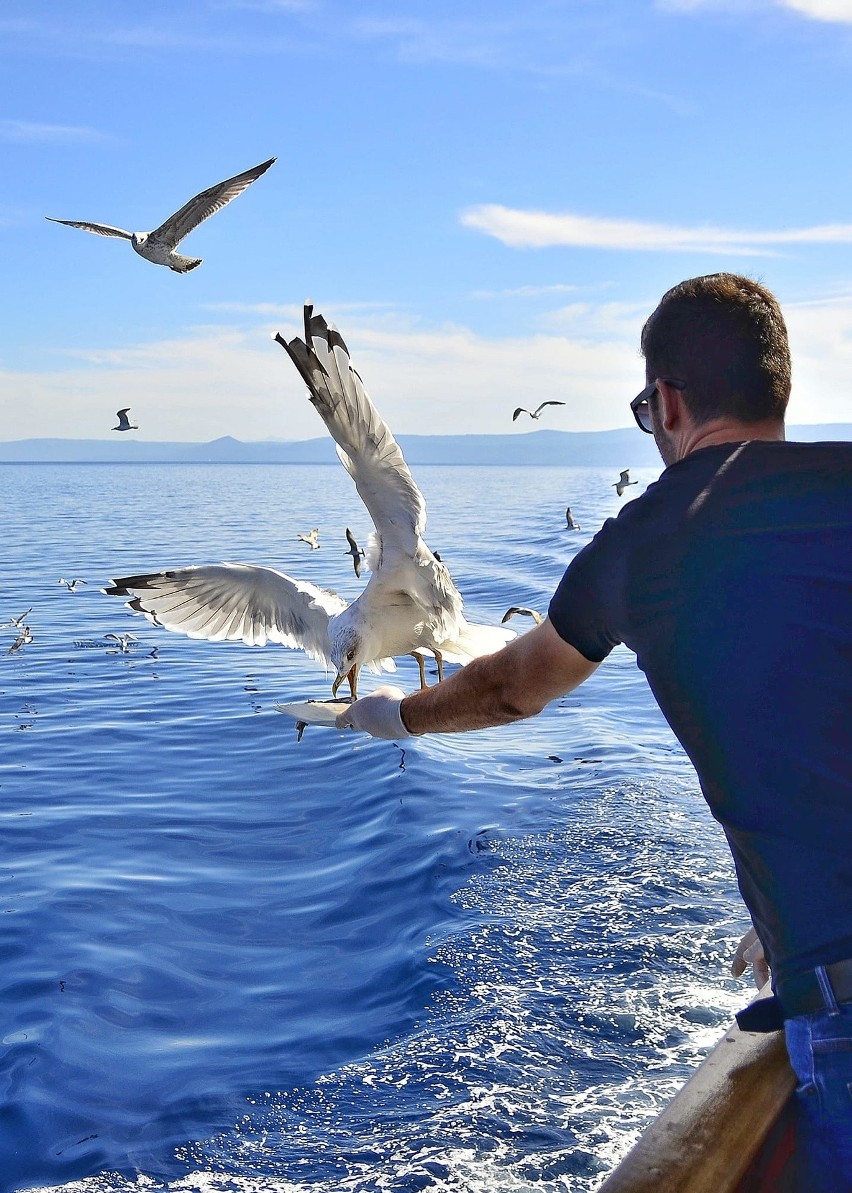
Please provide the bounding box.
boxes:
[598,991,798,1193]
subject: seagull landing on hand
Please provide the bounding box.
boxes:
[612,469,638,497]
[297,528,320,550]
[46,157,276,274]
[344,528,366,578]
[58,578,87,591]
[512,401,566,422]
[113,408,138,432]
[501,606,543,626]
[103,304,514,700]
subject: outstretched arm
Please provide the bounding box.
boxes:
[337,618,599,738]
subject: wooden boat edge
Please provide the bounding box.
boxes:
[598,997,797,1193]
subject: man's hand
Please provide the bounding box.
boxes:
[731,925,770,990]
[335,685,413,740]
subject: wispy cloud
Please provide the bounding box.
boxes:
[655,0,764,12]
[211,0,314,10]
[0,312,643,441]
[352,16,525,68]
[470,283,581,300]
[0,118,112,144]
[780,0,852,22]
[460,204,852,255]
[657,0,852,21]
[4,296,850,442]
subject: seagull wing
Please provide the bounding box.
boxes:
[619,469,631,483]
[45,217,132,239]
[512,408,528,421]
[102,562,346,665]
[533,401,566,415]
[276,307,426,557]
[149,157,276,248]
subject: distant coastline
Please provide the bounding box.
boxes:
[1,425,849,467]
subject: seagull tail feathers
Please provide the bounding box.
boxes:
[438,620,515,664]
[169,254,203,273]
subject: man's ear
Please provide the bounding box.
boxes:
[655,379,685,432]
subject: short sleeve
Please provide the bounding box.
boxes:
[547,518,627,663]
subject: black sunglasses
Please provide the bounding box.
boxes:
[630,378,687,433]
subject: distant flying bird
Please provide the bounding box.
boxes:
[104,632,138,653]
[564,507,581,531]
[58,578,87,591]
[344,528,366,578]
[501,606,543,626]
[113,408,138,432]
[612,469,638,497]
[1,608,33,629]
[45,157,276,274]
[7,626,33,655]
[297,528,320,550]
[512,401,566,422]
[103,304,514,700]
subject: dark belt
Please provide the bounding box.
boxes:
[736,957,852,1034]
[776,957,852,1017]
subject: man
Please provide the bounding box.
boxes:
[337,273,852,1188]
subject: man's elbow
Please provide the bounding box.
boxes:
[498,687,551,723]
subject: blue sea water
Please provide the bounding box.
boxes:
[0,462,751,1193]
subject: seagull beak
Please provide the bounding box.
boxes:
[332,665,358,699]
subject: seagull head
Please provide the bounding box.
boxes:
[131,232,148,249]
[330,623,363,698]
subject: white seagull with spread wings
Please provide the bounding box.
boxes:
[512,401,566,422]
[612,468,638,497]
[103,305,513,698]
[46,157,276,273]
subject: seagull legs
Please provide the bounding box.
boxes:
[411,649,444,689]
[413,652,427,689]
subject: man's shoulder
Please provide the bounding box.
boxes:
[595,438,851,547]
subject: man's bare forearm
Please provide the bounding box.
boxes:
[399,619,599,735]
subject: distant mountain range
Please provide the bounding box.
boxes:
[1,425,849,466]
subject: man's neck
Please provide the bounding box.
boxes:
[680,418,785,460]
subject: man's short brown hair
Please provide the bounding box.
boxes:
[640,273,791,424]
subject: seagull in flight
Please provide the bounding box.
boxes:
[344,528,366,578]
[46,157,276,274]
[113,408,138,432]
[1,608,33,629]
[7,626,33,655]
[297,528,320,550]
[103,304,514,699]
[501,606,543,626]
[564,506,581,531]
[612,469,638,497]
[105,632,138,653]
[58,578,87,591]
[512,401,566,422]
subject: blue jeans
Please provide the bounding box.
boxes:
[784,997,852,1192]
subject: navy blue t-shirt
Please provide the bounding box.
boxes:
[548,440,852,985]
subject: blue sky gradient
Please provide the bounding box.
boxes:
[4,0,852,440]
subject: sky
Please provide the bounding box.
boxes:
[3,0,852,442]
